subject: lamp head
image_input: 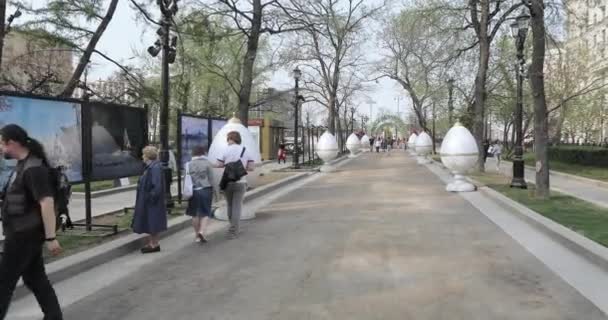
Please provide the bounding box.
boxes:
[293,67,302,80]
[147,44,161,57]
[13,9,22,18]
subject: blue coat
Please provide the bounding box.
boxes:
[132,160,168,234]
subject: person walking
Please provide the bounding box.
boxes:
[491,140,503,171]
[369,136,375,152]
[483,139,491,163]
[215,131,255,239]
[132,146,167,253]
[185,145,214,243]
[277,144,287,164]
[374,137,381,153]
[0,124,63,320]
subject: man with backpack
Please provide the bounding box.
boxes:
[0,124,63,320]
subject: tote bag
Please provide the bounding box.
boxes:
[183,162,194,200]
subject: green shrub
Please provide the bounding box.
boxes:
[548,146,608,168]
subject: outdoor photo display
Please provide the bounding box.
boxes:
[180,115,209,166]
[89,103,147,181]
[0,95,83,188]
[211,119,227,140]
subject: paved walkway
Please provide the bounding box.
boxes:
[9,152,604,319]
[487,157,608,208]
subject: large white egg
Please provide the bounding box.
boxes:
[316,131,338,163]
[360,135,370,152]
[440,123,478,174]
[415,132,433,156]
[346,133,360,154]
[208,117,262,189]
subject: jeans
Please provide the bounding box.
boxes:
[224,182,247,233]
[0,237,62,320]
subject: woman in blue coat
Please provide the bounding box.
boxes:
[132,146,168,253]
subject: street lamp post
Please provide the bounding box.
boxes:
[510,10,530,189]
[447,78,455,126]
[350,107,356,133]
[0,7,22,71]
[149,0,179,208]
[293,67,302,169]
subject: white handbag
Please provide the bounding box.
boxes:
[183,162,194,200]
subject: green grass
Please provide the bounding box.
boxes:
[472,172,608,247]
[72,177,138,193]
[44,203,186,261]
[522,153,608,182]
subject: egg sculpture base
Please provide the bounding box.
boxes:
[417,155,431,165]
[446,173,477,192]
[320,164,335,172]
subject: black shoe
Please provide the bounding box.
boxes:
[141,246,161,254]
[197,233,208,243]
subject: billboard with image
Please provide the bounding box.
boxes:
[179,115,209,166]
[0,95,83,188]
[211,119,227,141]
[89,103,147,181]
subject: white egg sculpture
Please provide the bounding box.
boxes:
[208,116,262,220]
[316,131,338,172]
[360,135,370,152]
[415,132,433,164]
[440,123,479,192]
[407,133,418,155]
[346,133,361,158]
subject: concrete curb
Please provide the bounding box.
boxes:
[13,171,313,299]
[476,185,608,273]
[72,185,138,199]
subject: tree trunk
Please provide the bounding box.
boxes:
[59,0,119,97]
[0,0,7,73]
[529,0,550,199]
[473,39,490,172]
[237,0,262,127]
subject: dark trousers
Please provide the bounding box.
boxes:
[0,237,62,320]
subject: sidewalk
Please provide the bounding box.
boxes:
[0,161,291,241]
[486,157,608,209]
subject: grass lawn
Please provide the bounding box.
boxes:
[471,172,608,247]
[44,202,185,261]
[72,177,139,193]
[522,153,608,182]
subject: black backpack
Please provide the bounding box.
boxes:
[219,147,248,190]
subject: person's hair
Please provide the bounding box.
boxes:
[0,124,49,166]
[192,145,207,156]
[227,131,242,144]
[142,145,158,160]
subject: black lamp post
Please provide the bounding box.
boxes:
[149,0,179,208]
[293,66,302,169]
[447,78,455,126]
[350,107,356,133]
[0,7,22,70]
[510,9,530,189]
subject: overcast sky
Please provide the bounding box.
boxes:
[10,0,412,124]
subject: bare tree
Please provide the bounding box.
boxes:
[284,0,384,134]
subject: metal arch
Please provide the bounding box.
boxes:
[368,114,409,135]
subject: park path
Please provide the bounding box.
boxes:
[487,157,608,209]
[11,152,607,319]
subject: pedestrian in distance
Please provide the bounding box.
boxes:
[375,137,381,153]
[185,145,214,243]
[54,166,73,230]
[132,146,168,253]
[490,140,503,171]
[277,144,287,164]
[483,139,490,163]
[0,124,63,320]
[215,131,255,239]
[369,136,375,152]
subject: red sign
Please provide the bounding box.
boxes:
[248,119,264,127]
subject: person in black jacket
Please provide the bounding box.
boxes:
[0,124,63,320]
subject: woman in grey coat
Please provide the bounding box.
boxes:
[186,145,214,243]
[132,146,167,253]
